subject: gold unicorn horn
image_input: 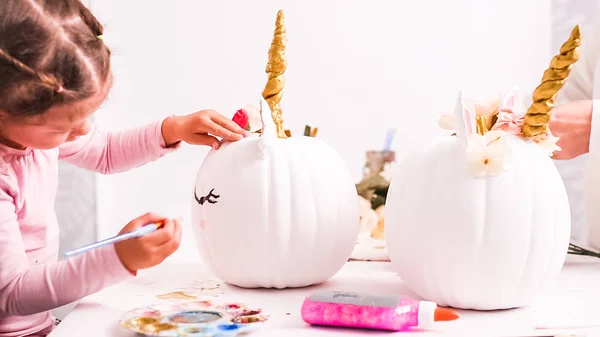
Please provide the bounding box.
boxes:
[522,25,581,139]
[262,10,288,139]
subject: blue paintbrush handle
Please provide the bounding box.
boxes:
[64,223,160,258]
[383,128,396,152]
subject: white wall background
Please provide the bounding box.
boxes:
[80,0,553,260]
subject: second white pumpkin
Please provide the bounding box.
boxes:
[385,92,571,310]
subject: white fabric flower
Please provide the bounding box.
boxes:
[242,104,263,132]
[438,112,455,130]
[465,130,511,177]
[535,130,561,157]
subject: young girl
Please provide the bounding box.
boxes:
[0,1,248,336]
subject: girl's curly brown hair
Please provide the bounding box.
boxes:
[0,0,111,117]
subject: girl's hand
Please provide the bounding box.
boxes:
[114,212,182,273]
[549,100,593,160]
[161,110,250,149]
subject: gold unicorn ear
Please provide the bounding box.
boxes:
[523,25,581,139]
[262,10,288,139]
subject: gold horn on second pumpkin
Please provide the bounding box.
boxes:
[262,10,288,139]
[522,25,582,139]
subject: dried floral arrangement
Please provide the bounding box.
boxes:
[351,131,396,261]
[356,129,396,208]
[356,156,394,241]
[356,153,394,211]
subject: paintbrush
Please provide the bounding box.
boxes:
[64,222,164,258]
[383,128,396,152]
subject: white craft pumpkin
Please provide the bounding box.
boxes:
[191,99,360,289]
[385,89,571,310]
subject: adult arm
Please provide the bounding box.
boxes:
[555,22,600,152]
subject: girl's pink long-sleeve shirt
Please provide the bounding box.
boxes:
[0,120,179,337]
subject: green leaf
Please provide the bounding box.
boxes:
[371,195,386,210]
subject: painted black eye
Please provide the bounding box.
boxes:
[194,188,220,205]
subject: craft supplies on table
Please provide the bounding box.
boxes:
[301,291,459,331]
[48,255,600,337]
[119,300,268,336]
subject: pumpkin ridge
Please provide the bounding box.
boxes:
[278,144,295,287]
[529,171,560,297]
[284,141,304,285]
[538,152,563,295]
[423,152,445,305]
[305,143,321,277]
[516,154,535,302]
[265,143,281,288]
[473,174,490,307]
[326,145,348,277]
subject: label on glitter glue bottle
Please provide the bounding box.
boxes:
[308,291,401,308]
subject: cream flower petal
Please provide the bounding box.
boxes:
[438,113,456,130]
[536,132,561,157]
[242,104,263,132]
[473,94,502,121]
[465,131,510,177]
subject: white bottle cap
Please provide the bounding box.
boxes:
[417,300,437,328]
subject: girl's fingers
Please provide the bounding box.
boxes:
[135,212,167,224]
[186,134,221,149]
[122,212,167,233]
[210,123,243,141]
[157,218,182,256]
[143,218,175,246]
[210,111,247,135]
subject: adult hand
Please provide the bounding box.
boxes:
[161,110,250,149]
[549,100,593,160]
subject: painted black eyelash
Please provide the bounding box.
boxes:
[194,188,220,205]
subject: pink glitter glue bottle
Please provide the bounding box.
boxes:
[301,291,460,331]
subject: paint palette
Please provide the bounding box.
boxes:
[120,300,268,336]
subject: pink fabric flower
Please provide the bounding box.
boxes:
[491,108,524,135]
[491,88,524,136]
[232,109,249,129]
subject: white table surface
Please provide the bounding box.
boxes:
[49,255,600,337]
